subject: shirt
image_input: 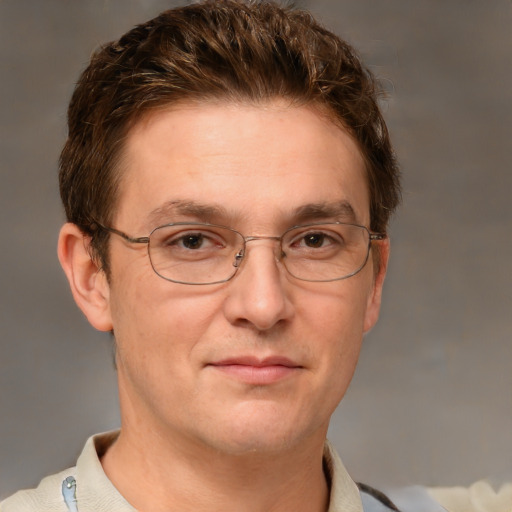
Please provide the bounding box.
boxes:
[1,431,365,512]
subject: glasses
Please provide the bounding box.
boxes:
[100,222,385,285]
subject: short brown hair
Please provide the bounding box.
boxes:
[59,0,400,270]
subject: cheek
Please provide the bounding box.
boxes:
[300,275,372,338]
[109,272,222,360]
[110,284,224,412]
[318,302,364,378]
[299,278,372,377]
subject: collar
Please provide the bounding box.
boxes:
[75,431,134,512]
[323,440,364,512]
[74,431,363,512]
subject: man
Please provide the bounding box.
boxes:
[0,1,446,510]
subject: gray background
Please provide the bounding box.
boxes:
[1,0,511,499]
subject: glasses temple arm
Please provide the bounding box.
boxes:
[98,224,150,244]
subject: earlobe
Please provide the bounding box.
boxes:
[363,239,390,334]
[57,223,113,332]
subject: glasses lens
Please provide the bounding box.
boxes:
[148,224,244,284]
[281,223,370,281]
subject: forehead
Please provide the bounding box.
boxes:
[116,100,369,231]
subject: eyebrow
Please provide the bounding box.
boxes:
[146,200,229,227]
[292,201,357,224]
[145,199,358,228]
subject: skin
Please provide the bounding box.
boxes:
[58,100,389,512]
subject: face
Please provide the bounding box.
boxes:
[91,101,387,455]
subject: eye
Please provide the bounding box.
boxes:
[291,230,341,249]
[179,233,208,250]
[302,232,330,248]
[166,231,223,250]
[284,226,348,260]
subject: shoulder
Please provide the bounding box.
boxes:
[0,468,74,512]
[0,431,120,512]
[427,480,512,512]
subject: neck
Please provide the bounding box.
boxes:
[101,422,330,512]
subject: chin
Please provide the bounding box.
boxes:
[209,432,300,456]
[200,409,321,456]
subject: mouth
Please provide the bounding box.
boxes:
[207,356,303,385]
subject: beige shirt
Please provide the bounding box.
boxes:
[1,431,364,512]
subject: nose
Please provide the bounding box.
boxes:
[222,240,294,332]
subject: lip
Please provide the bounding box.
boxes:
[207,356,303,385]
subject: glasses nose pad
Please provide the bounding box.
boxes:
[233,249,244,268]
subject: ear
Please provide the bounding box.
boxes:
[363,238,390,334]
[57,223,113,332]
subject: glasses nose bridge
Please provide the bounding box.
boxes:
[244,235,283,255]
[233,234,283,269]
[244,234,282,244]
